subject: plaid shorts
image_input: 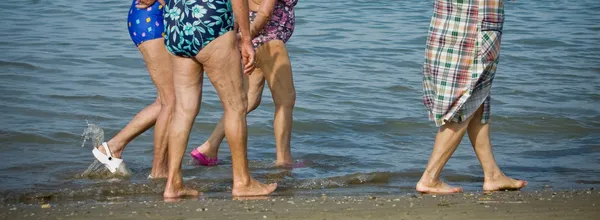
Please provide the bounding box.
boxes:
[422,0,504,127]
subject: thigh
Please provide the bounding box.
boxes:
[170,54,204,112]
[138,39,174,101]
[258,41,295,101]
[196,31,247,112]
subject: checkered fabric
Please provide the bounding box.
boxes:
[423,0,505,127]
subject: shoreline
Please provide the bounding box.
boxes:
[1,189,598,220]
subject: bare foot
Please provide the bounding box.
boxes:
[232,179,277,197]
[483,175,527,191]
[196,142,218,158]
[416,180,463,194]
[149,170,168,179]
[150,161,169,179]
[163,186,199,199]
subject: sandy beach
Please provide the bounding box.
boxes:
[1,189,598,220]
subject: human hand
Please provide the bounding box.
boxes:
[240,40,256,75]
[135,0,159,9]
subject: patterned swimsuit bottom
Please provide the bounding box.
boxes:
[163,0,234,57]
[127,0,165,47]
[250,0,297,49]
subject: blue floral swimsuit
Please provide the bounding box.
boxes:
[127,0,165,47]
[164,0,234,57]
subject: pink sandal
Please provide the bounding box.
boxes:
[190,148,219,166]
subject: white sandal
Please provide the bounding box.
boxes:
[92,142,123,173]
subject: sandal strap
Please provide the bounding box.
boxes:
[101,142,113,159]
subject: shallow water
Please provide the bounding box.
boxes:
[0,0,599,204]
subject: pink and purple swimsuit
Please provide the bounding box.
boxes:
[249,0,298,49]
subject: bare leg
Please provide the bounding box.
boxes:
[195,69,265,159]
[416,118,471,194]
[197,31,276,196]
[98,100,160,159]
[139,39,174,179]
[259,41,295,166]
[195,40,295,166]
[163,54,202,199]
[97,39,173,178]
[467,105,527,191]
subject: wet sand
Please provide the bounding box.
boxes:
[1,189,598,220]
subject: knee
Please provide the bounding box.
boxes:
[159,95,175,112]
[174,99,199,118]
[154,94,175,115]
[224,94,248,116]
[152,97,162,108]
[275,90,296,109]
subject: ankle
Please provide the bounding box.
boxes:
[197,141,210,150]
[233,176,252,187]
[418,178,441,187]
[106,140,124,155]
[197,142,219,157]
[275,155,293,165]
[166,174,183,189]
[418,172,441,185]
[483,170,505,181]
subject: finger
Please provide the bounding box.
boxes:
[246,60,254,75]
[245,58,255,75]
[135,4,151,9]
[242,54,250,74]
[248,51,255,69]
[136,0,155,8]
[243,56,253,75]
[243,50,253,73]
[247,51,256,74]
[246,64,255,75]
